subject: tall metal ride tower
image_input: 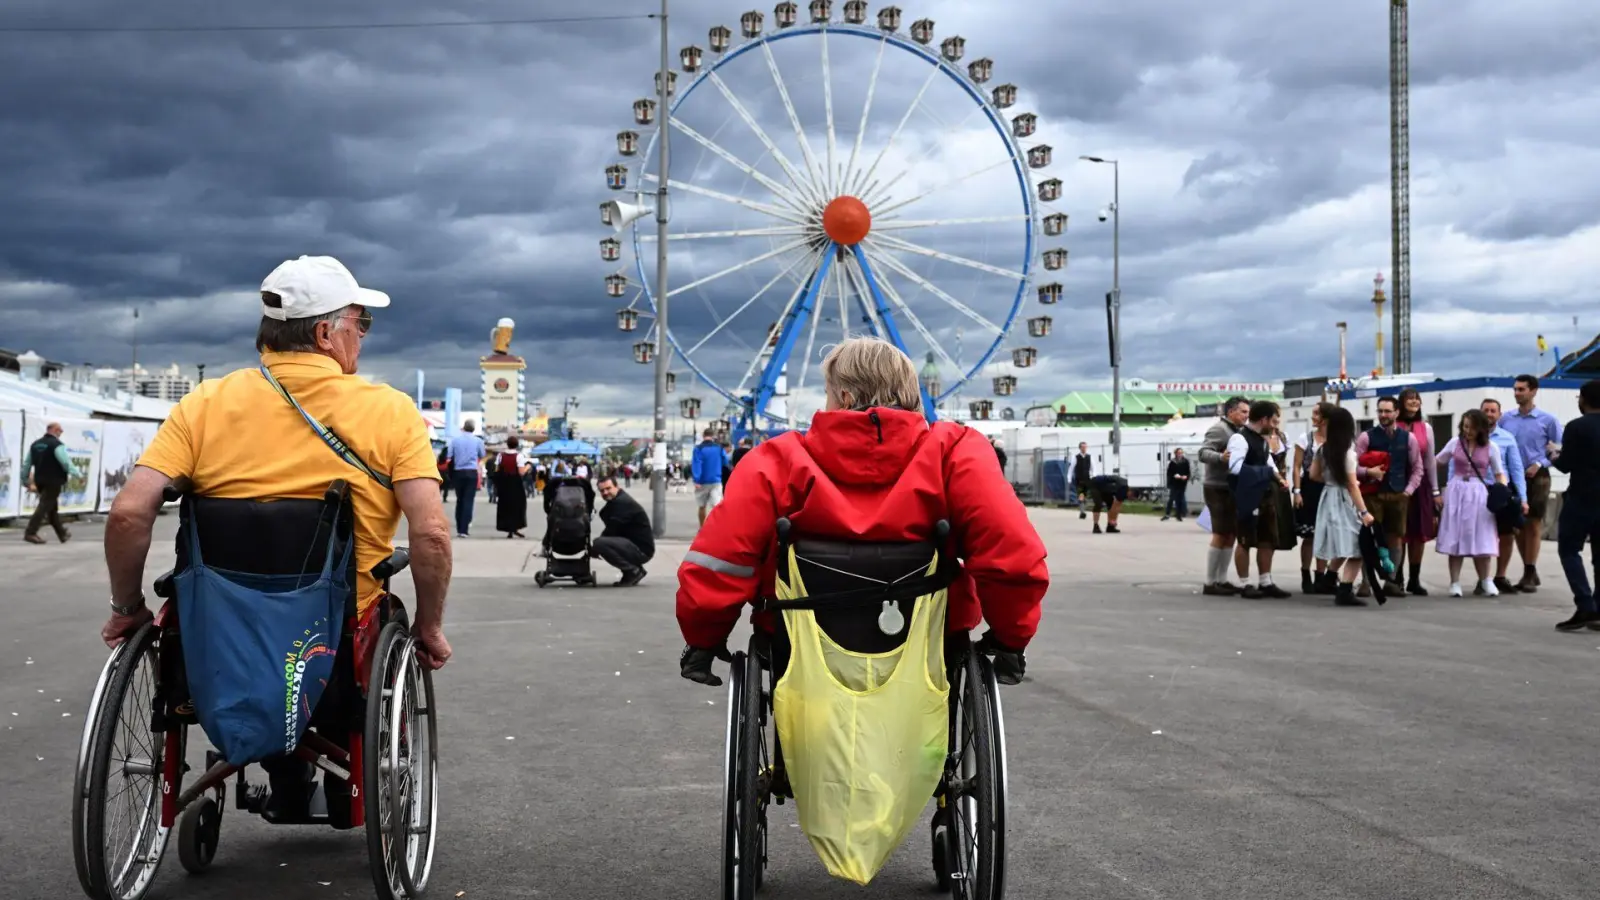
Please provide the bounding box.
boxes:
[1389,0,1411,374]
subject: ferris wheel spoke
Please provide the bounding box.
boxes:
[866,232,1025,281]
[840,252,882,338]
[859,100,989,209]
[848,64,940,200]
[664,237,813,299]
[862,244,1005,335]
[870,158,1016,219]
[705,70,823,207]
[641,173,811,226]
[843,37,887,204]
[670,117,814,215]
[822,28,838,197]
[872,215,1031,231]
[796,270,826,393]
[640,226,810,241]
[686,245,823,355]
[731,255,822,401]
[856,253,961,376]
[760,41,826,199]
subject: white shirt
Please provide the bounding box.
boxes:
[1226,429,1285,477]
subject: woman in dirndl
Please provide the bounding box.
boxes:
[1435,409,1507,597]
[1395,387,1439,594]
[1267,413,1299,555]
[1293,402,1332,594]
[493,436,532,538]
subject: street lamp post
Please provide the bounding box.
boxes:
[1080,155,1122,474]
[650,0,672,538]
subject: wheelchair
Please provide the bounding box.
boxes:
[71,478,439,900]
[722,518,1009,899]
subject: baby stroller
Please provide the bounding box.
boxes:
[535,475,596,587]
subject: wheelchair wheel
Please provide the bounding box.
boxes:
[721,650,768,900]
[177,796,221,874]
[365,622,440,900]
[75,624,178,900]
[942,648,1005,900]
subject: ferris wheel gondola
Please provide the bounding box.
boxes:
[603,4,1065,429]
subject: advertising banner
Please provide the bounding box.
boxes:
[0,409,21,518]
[98,421,160,511]
[19,416,103,517]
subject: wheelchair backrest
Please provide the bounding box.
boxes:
[786,537,942,655]
[174,486,359,617]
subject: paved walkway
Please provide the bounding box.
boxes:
[2,490,1593,898]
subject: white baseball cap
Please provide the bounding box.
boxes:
[259,255,391,321]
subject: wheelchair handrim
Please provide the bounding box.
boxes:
[720,653,744,900]
[982,657,1009,899]
[85,627,173,900]
[73,635,138,896]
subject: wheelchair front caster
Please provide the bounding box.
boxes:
[931,820,953,892]
[178,796,222,874]
[534,571,550,588]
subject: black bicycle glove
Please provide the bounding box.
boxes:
[679,643,733,687]
[975,630,1026,685]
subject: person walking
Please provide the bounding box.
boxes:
[1311,406,1378,607]
[1501,374,1564,592]
[1071,442,1094,520]
[1434,409,1508,597]
[493,436,531,539]
[1481,398,1530,593]
[1198,397,1250,595]
[1394,387,1441,595]
[445,420,486,537]
[21,421,80,544]
[1161,449,1190,521]
[690,428,729,527]
[1549,379,1600,631]
[1293,403,1332,593]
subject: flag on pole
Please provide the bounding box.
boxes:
[1537,334,1548,353]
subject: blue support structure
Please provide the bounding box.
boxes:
[850,244,938,422]
[749,244,837,425]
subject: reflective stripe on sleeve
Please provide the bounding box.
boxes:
[684,550,756,578]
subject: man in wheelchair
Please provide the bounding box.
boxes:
[97,255,454,822]
[675,337,1046,686]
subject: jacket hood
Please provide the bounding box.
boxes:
[802,407,930,486]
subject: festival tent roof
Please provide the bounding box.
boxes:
[529,438,601,456]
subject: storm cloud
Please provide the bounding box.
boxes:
[1,0,1596,433]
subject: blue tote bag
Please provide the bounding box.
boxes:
[174,498,352,767]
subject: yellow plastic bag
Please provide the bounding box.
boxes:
[771,550,950,885]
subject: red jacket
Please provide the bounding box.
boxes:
[675,408,1048,651]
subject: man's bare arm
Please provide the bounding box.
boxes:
[105,466,173,607]
[394,478,453,629]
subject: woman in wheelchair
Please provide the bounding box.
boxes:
[675,337,1047,898]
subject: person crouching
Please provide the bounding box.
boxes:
[594,474,653,586]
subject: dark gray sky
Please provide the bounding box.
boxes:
[2,0,1596,433]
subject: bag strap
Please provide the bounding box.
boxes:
[1463,441,1491,488]
[259,365,393,490]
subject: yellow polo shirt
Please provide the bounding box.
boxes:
[138,352,441,614]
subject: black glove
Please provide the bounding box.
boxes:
[680,643,733,687]
[975,630,1026,685]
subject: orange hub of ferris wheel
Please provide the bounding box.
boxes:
[821,195,872,246]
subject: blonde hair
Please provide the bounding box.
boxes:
[821,337,923,413]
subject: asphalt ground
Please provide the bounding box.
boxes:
[2,487,1596,899]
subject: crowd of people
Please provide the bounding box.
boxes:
[1192,377,1599,630]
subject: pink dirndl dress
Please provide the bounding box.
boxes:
[1401,419,1438,542]
[1435,438,1502,558]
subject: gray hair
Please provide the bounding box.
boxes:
[254,291,348,353]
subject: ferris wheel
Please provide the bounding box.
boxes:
[602,1,1066,429]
